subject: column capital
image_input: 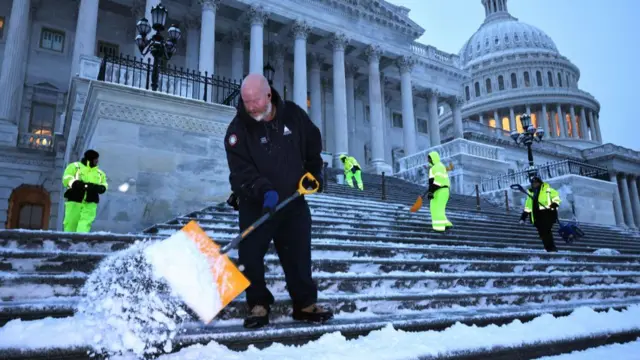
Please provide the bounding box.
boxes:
[329,32,349,51]
[425,88,440,100]
[292,20,311,41]
[396,56,416,74]
[447,95,465,108]
[308,53,326,70]
[198,0,221,12]
[247,5,268,26]
[365,44,383,63]
[345,63,359,77]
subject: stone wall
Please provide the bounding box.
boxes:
[73,80,236,233]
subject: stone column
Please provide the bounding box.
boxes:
[509,107,516,133]
[345,64,358,156]
[365,45,390,174]
[610,172,626,227]
[198,0,219,77]
[628,176,640,228]
[248,5,267,74]
[271,43,286,95]
[578,107,588,140]
[569,105,579,138]
[229,30,245,81]
[479,114,484,125]
[0,0,31,145]
[308,53,324,138]
[330,33,349,165]
[556,104,567,137]
[396,56,417,155]
[292,21,310,111]
[525,105,531,116]
[540,104,549,137]
[70,0,99,78]
[588,111,597,142]
[594,113,603,143]
[184,16,201,71]
[426,89,441,146]
[618,173,636,229]
[493,110,502,131]
[450,96,464,139]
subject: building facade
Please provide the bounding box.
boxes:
[0,0,638,232]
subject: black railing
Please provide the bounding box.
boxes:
[96,54,241,107]
[480,159,610,192]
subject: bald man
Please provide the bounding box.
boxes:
[224,73,332,329]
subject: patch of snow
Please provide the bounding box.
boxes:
[594,249,622,256]
[535,338,640,359]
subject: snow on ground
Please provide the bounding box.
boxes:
[535,338,640,359]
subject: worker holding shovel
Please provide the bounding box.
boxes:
[518,175,562,252]
[410,151,453,232]
[224,73,333,329]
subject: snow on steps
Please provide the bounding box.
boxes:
[1,192,640,358]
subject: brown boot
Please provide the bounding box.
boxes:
[243,305,270,329]
[292,304,333,323]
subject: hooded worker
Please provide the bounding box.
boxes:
[519,175,561,252]
[426,151,453,232]
[339,154,363,190]
[61,149,108,233]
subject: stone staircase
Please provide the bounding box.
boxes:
[1,172,640,359]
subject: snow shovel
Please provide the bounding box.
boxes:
[410,188,430,213]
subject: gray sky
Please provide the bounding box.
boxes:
[386,0,639,151]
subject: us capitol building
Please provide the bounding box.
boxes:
[0,0,638,233]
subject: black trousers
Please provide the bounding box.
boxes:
[534,210,558,252]
[237,196,317,310]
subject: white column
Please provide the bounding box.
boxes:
[184,16,200,71]
[292,21,310,111]
[365,44,390,174]
[330,33,349,165]
[493,110,501,131]
[509,107,516,133]
[397,56,417,155]
[198,0,218,78]
[594,113,603,143]
[248,5,266,74]
[451,97,464,139]
[556,104,567,137]
[271,43,286,95]
[579,107,589,140]
[540,104,549,137]
[629,176,640,228]
[569,105,579,138]
[618,174,636,229]
[426,89,441,146]
[588,111,597,142]
[610,173,627,227]
[309,53,324,137]
[345,64,357,156]
[228,30,244,81]
[70,0,99,78]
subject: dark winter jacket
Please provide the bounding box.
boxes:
[224,86,323,207]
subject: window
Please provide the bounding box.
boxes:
[498,75,504,90]
[29,102,56,136]
[97,40,119,58]
[417,118,428,133]
[392,112,403,128]
[364,105,370,123]
[0,16,5,39]
[474,82,480,97]
[510,73,517,88]
[18,204,44,229]
[524,71,530,87]
[536,71,543,86]
[557,72,563,87]
[40,28,65,52]
[566,74,570,88]
[7,185,51,230]
[465,86,470,101]
[485,78,492,94]
[547,71,554,87]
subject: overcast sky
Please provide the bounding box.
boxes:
[386,0,638,151]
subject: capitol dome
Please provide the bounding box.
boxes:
[459,1,559,67]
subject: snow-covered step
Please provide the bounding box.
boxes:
[3,270,640,302]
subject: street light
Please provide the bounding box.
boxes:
[510,113,544,181]
[134,3,181,91]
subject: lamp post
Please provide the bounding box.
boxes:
[134,3,181,91]
[510,113,545,181]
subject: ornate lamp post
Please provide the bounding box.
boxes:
[510,113,545,181]
[134,3,181,91]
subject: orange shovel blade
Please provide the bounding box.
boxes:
[410,196,423,212]
[181,221,250,323]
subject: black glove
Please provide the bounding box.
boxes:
[226,193,240,211]
[426,192,434,200]
[520,211,528,222]
[71,180,85,190]
[95,185,106,194]
[550,203,559,210]
[302,176,321,193]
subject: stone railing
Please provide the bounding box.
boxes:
[17,132,55,152]
[463,87,600,108]
[463,120,511,138]
[582,143,640,163]
[410,42,461,68]
[479,159,610,193]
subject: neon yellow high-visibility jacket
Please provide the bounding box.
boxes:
[62,160,108,203]
[342,156,360,172]
[523,182,561,223]
[427,151,450,191]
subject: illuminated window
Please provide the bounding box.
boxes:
[502,116,511,131]
[28,102,55,147]
[40,28,65,52]
[565,113,572,136]
[306,92,310,109]
[0,16,5,39]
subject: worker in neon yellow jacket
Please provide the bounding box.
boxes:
[61,150,109,232]
[339,154,363,190]
[519,175,562,252]
[426,151,453,232]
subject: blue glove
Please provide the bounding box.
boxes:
[262,190,279,215]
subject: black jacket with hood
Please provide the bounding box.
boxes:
[224,87,323,207]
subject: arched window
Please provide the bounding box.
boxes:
[557,72,563,87]
[510,73,517,88]
[498,75,505,90]
[6,185,51,230]
[465,86,470,101]
[474,82,480,97]
[536,71,543,86]
[485,78,492,94]
[524,71,530,87]
[547,71,554,87]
